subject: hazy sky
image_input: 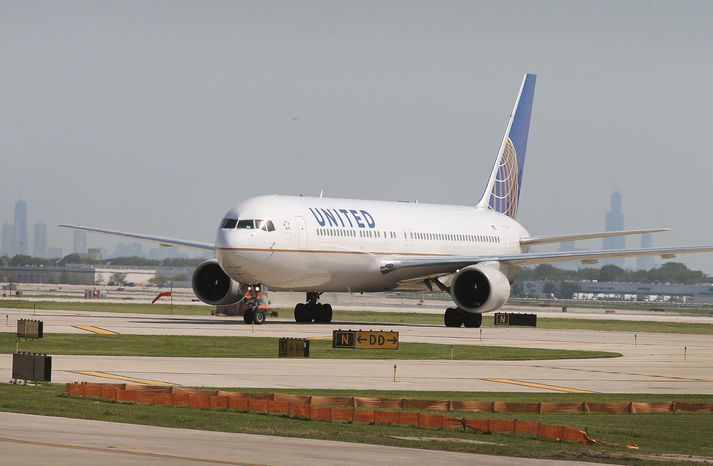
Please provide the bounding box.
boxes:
[2,1,713,270]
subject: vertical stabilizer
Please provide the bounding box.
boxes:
[476,73,536,219]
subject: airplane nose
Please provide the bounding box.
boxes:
[215,228,232,249]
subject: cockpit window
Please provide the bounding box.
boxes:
[235,219,275,231]
[221,218,238,229]
[257,220,275,232]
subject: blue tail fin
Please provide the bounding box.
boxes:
[477,73,536,219]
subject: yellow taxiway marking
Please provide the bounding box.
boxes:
[70,371,176,386]
[483,378,592,394]
[306,336,331,340]
[73,325,118,335]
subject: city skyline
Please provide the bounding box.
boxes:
[3,2,713,272]
[0,198,201,260]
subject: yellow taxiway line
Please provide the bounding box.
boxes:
[72,325,118,335]
[70,371,176,386]
[483,378,592,394]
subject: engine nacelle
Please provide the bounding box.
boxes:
[450,263,511,313]
[192,259,245,306]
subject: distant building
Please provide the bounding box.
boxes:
[113,242,144,257]
[148,246,188,260]
[33,222,47,258]
[636,233,654,270]
[87,248,102,261]
[14,200,28,256]
[603,191,625,266]
[1,221,13,256]
[523,280,713,304]
[73,231,87,254]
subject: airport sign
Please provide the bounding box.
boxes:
[332,330,399,350]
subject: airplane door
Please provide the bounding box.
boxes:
[500,225,512,249]
[295,216,308,249]
[402,228,414,248]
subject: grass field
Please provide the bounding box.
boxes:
[3,299,713,335]
[0,333,619,360]
[333,310,713,334]
[1,383,711,465]
[0,299,211,315]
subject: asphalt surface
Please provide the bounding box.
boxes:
[1,308,712,393]
[0,412,612,466]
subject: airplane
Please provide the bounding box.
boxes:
[61,73,713,328]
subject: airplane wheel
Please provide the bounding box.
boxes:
[444,308,464,327]
[463,311,482,328]
[243,309,255,324]
[253,310,267,325]
[294,303,309,323]
[314,303,333,323]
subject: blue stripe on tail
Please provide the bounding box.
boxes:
[488,73,536,219]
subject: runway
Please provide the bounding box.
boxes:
[1,412,609,466]
[1,308,712,393]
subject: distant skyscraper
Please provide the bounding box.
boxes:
[14,200,28,255]
[73,231,87,254]
[33,222,47,258]
[636,233,654,270]
[603,191,625,266]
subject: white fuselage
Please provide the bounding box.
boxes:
[215,195,528,292]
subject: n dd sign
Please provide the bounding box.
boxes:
[332,329,398,350]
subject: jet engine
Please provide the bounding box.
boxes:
[191,259,245,306]
[450,263,511,313]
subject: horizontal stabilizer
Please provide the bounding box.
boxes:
[520,228,670,247]
[59,224,215,252]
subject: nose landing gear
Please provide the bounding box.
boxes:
[242,284,268,325]
[294,292,333,323]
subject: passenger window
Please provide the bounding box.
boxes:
[221,218,238,229]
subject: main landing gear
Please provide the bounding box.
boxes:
[294,292,333,323]
[444,308,482,328]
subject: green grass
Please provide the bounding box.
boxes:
[1,383,712,465]
[4,299,713,335]
[0,299,211,315]
[0,333,619,360]
[333,310,713,335]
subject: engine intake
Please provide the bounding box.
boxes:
[192,259,245,306]
[450,263,511,313]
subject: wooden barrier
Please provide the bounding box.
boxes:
[229,397,249,411]
[417,413,443,429]
[188,395,210,409]
[248,399,269,413]
[373,410,400,426]
[331,407,354,422]
[290,404,310,419]
[353,410,375,424]
[209,396,229,410]
[71,383,713,446]
[397,411,419,427]
[309,406,332,421]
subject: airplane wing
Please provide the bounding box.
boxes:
[520,228,669,247]
[381,245,713,281]
[59,224,215,252]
